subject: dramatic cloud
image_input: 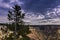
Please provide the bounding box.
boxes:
[20,0,60,15]
[0,0,24,23]
[23,13,45,22]
[0,0,60,24]
[45,6,60,19]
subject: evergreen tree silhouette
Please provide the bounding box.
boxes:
[3,4,31,40]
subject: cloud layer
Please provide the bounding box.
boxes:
[0,0,60,25]
[20,0,59,15]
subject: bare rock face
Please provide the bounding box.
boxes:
[27,27,45,40]
[27,26,60,40]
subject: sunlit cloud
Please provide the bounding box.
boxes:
[0,0,60,25]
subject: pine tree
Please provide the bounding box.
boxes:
[3,4,31,40]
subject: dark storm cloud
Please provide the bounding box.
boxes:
[20,0,59,15]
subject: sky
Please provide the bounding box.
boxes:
[0,0,60,25]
